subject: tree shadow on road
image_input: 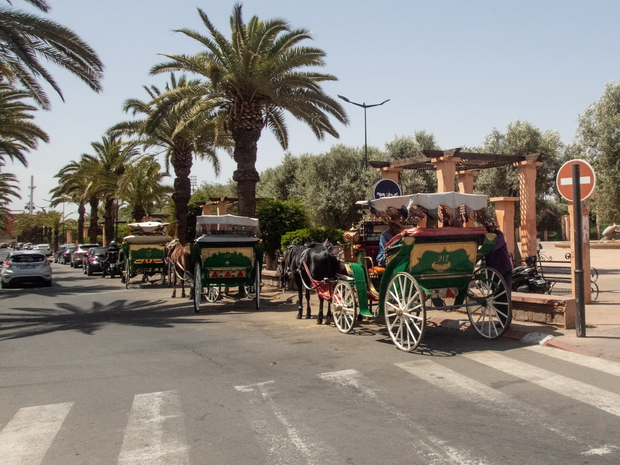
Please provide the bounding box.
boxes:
[0,298,209,341]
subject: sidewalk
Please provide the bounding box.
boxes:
[431,241,620,362]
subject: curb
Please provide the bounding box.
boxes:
[428,316,601,357]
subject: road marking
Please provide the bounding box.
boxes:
[318,369,490,464]
[118,390,189,465]
[525,345,620,377]
[465,352,620,417]
[0,402,73,465]
[235,380,340,465]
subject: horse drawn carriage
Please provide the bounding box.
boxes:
[120,222,171,288]
[331,192,512,352]
[190,215,264,313]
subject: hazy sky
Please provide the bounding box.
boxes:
[5,0,620,214]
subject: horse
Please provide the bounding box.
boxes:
[166,240,193,299]
[281,240,343,324]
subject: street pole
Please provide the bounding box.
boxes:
[572,164,586,337]
[337,95,390,167]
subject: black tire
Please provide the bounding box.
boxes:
[44,279,52,287]
[87,266,93,276]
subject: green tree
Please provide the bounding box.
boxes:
[257,199,309,264]
[577,82,620,222]
[150,4,348,217]
[51,159,89,243]
[117,155,173,222]
[0,0,103,110]
[109,74,225,245]
[475,120,564,204]
[0,161,20,232]
[80,136,139,245]
[385,133,438,194]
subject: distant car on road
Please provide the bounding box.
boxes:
[1,250,52,288]
[57,244,77,264]
[83,246,108,275]
[33,244,51,256]
[70,243,99,268]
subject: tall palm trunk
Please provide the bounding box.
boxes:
[231,119,261,218]
[77,202,85,243]
[103,197,115,245]
[171,148,193,245]
[132,204,147,223]
[88,196,99,243]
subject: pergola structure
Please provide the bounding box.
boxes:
[370,148,542,259]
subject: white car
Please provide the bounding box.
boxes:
[33,244,51,256]
[1,250,52,288]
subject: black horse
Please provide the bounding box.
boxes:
[281,240,342,323]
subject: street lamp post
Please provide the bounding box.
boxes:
[338,94,390,167]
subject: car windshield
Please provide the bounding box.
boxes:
[11,254,45,263]
[93,247,108,254]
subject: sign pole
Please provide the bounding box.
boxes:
[572,164,586,337]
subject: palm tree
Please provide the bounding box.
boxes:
[52,159,90,243]
[0,0,104,110]
[80,136,139,245]
[0,81,49,167]
[150,4,348,217]
[109,74,227,245]
[0,161,20,232]
[117,155,173,222]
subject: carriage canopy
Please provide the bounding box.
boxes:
[195,214,261,243]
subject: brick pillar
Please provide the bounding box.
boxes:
[457,170,476,194]
[490,197,519,259]
[433,156,460,193]
[515,158,541,258]
[66,229,72,244]
[216,199,228,215]
[378,167,402,183]
[568,199,592,303]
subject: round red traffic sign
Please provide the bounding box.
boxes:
[556,159,596,201]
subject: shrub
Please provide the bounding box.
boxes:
[281,227,345,250]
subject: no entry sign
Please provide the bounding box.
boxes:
[556,159,596,202]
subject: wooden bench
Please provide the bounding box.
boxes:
[511,292,576,329]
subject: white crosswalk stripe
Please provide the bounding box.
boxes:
[235,380,341,465]
[0,402,73,465]
[464,351,620,417]
[318,368,491,465]
[524,345,620,377]
[118,390,190,465]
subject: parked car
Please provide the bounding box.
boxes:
[70,243,99,268]
[58,244,77,264]
[33,244,51,256]
[1,250,52,288]
[82,246,108,275]
[0,243,7,248]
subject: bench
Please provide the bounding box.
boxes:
[511,292,576,329]
[536,258,599,300]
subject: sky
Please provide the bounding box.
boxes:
[5,0,620,216]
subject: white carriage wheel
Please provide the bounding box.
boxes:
[383,272,426,352]
[332,281,357,334]
[193,262,203,313]
[205,285,220,303]
[466,266,512,339]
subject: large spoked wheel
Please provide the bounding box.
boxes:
[383,272,426,352]
[466,266,512,339]
[193,262,203,313]
[254,261,261,310]
[332,281,357,334]
[124,264,130,289]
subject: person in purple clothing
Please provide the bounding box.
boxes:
[485,225,512,290]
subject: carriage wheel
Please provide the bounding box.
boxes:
[193,262,203,313]
[124,264,130,289]
[383,272,426,352]
[466,266,512,339]
[332,281,357,334]
[254,260,261,310]
[205,285,220,303]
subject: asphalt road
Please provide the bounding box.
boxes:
[1,255,620,464]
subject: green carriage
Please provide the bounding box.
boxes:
[332,192,512,352]
[191,215,264,312]
[120,222,171,288]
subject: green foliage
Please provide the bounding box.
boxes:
[281,227,345,250]
[257,199,309,259]
[577,82,620,222]
[385,134,438,193]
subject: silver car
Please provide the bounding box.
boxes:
[70,243,99,268]
[1,250,52,288]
